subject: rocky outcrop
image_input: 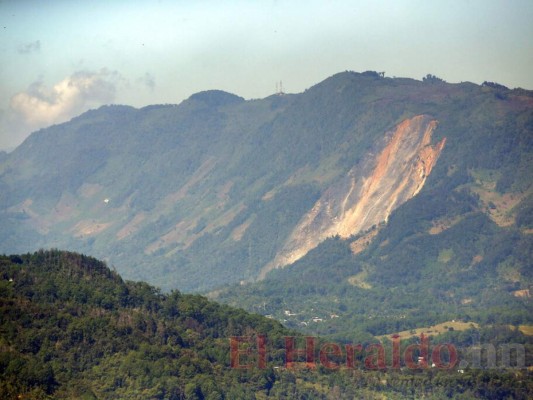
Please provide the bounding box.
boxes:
[260,115,445,278]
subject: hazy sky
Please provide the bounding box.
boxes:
[1,0,532,151]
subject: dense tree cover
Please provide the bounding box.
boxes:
[1,250,531,399]
[0,250,291,399]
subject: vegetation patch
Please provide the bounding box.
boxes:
[347,269,372,289]
[469,169,530,227]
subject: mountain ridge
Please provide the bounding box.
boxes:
[0,71,531,293]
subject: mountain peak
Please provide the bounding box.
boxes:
[187,90,244,108]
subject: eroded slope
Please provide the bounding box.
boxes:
[262,115,446,276]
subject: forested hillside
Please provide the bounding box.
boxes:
[0,250,311,399]
[1,250,531,399]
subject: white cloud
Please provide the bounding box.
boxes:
[0,70,121,151]
[10,69,119,128]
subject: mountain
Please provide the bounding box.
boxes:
[0,71,532,294]
[1,250,531,399]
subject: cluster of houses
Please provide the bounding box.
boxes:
[265,309,340,326]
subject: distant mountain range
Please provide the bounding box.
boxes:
[0,71,531,299]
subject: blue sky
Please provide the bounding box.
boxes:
[1,0,532,150]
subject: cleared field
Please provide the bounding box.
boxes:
[378,322,533,341]
[377,320,479,341]
[518,325,533,336]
